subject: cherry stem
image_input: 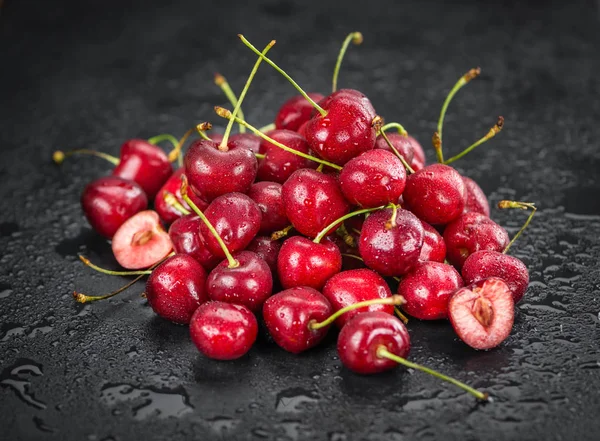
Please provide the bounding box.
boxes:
[341,253,363,262]
[52,149,119,166]
[214,73,246,133]
[147,134,179,151]
[214,106,342,170]
[271,224,293,241]
[258,123,276,133]
[238,34,327,117]
[163,191,190,216]
[498,200,537,254]
[381,122,408,137]
[336,223,356,248]
[168,127,194,164]
[386,203,399,230]
[332,31,363,93]
[379,130,415,174]
[435,67,481,163]
[309,295,405,330]
[180,175,239,268]
[376,346,489,401]
[78,255,152,276]
[255,153,266,159]
[314,206,386,244]
[220,41,275,151]
[394,307,409,324]
[443,116,504,165]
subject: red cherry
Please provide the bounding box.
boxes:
[462,176,490,217]
[443,212,509,269]
[398,261,463,320]
[339,150,406,208]
[262,287,333,354]
[462,250,529,303]
[190,301,258,360]
[154,168,208,224]
[374,133,414,164]
[246,236,281,275]
[448,277,514,350]
[408,137,426,171]
[81,176,147,238]
[168,214,221,271]
[419,220,446,262]
[247,181,289,235]
[402,163,466,225]
[275,93,325,131]
[282,168,350,238]
[145,254,208,324]
[322,269,393,328]
[228,132,261,154]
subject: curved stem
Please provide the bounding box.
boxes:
[79,255,152,276]
[336,223,356,248]
[332,31,363,93]
[214,73,246,133]
[381,122,408,137]
[271,225,293,241]
[377,347,489,401]
[341,253,363,262]
[309,295,405,330]
[254,153,265,160]
[168,127,194,164]
[314,206,385,244]
[497,200,537,254]
[163,191,190,216]
[385,203,398,230]
[52,149,119,166]
[379,130,415,174]
[238,34,327,117]
[444,117,504,165]
[214,106,342,170]
[148,134,180,151]
[394,307,409,324]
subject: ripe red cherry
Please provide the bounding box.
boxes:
[337,312,410,375]
[443,212,509,269]
[183,139,257,202]
[462,176,490,217]
[282,168,350,238]
[262,286,333,354]
[374,133,414,164]
[190,301,258,360]
[247,181,289,235]
[228,132,261,154]
[448,277,514,350]
[398,261,463,320]
[275,93,325,132]
[145,254,208,324]
[358,208,424,276]
[402,164,466,225]
[322,269,393,328]
[339,149,406,208]
[168,214,220,271]
[112,139,173,200]
[419,220,446,262]
[409,137,426,171]
[462,250,529,303]
[81,176,148,238]
[246,236,281,274]
[277,236,342,290]
[154,168,208,224]
[206,251,273,312]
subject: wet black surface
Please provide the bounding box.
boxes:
[1,0,600,439]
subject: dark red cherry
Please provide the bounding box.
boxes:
[322,269,393,328]
[374,133,414,164]
[168,214,221,271]
[462,250,529,303]
[262,286,333,354]
[228,132,261,154]
[462,176,490,217]
[246,236,281,274]
[200,192,262,258]
[337,312,410,375]
[206,251,272,312]
[81,176,148,238]
[247,181,289,235]
[358,208,424,276]
[408,136,426,171]
[398,261,463,320]
[184,139,257,202]
[443,212,509,269]
[154,168,208,224]
[190,301,258,360]
[339,150,406,208]
[256,129,317,184]
[145,254,208,324]
[402,164,466,225]
[282,168,350,238]
[419,220,447,262]
[275,93,325,132]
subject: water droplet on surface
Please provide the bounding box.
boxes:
[0,359,46,409]
[275,387,319,413]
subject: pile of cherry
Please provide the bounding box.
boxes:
[55,33,537,401]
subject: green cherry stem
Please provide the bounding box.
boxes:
[443,117,504,165]
[258,122,276,133]
[379,130,415,174]
[271,225,294,241]
[214,73,246,133]
[168,123,212,165]
[394,307,409,324]
[309,295,405,330]
[238,34,327,117]
[254,153,266,160]
[147,134,180,151]
[314,206,386,244]
[386,203,399,229]
[498,200,537,254]
[332,31,363,93]
[163,191,190,216]
[381,122,408,136]
[52,149,119,166]
[79,255,152,276]
[376,346,489,401]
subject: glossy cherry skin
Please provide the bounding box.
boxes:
[228,132,261,154]
[322,269,393,328]
[263,287,333,354]
[275,93,325,132]
[247,181,289,235]
[246,236,281,275]
[282,168,350,238]
[462,176,490,217]
[81,176,148,238]
[374,133,414,164]
[190,301,258,360]
[419,220,447,262]
[277,236,342,290]
[168,214,221,271]
[398,261,463,320]
[184,139,257,202]
[200,192,262,258]
[206,251,273,312]
[403,164,466,225]
[339,149,406,208]
[256,129,317,184]
[337,312,410,375]
[462,250,529,303]
[145,254,208,324]
[408,137,426,171]
[154,168,208,224]
[358,208,424,276]
[304,89,377,165]
[443,212,509,269]
[112,139,173,200]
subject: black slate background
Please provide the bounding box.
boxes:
[1,0,600,439]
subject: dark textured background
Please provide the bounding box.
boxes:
[1,0,600,439]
